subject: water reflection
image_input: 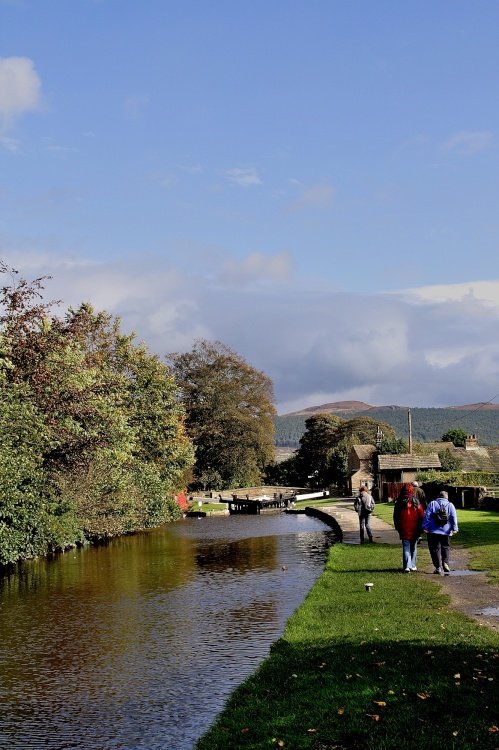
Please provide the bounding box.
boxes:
[0,512,334,750]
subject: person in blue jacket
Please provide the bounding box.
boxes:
[422,490,458,575]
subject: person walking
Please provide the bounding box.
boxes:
[422,490,458,575]
[393,483,425,572]
[412,481,426,508]
[354,485,375,543]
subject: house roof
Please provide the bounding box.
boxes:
[378,453,441,470]
[447,446,499,473]
[351,444,377,460]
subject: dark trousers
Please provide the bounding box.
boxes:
[427,533,450,569]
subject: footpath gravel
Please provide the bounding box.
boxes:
[320,501,499,632]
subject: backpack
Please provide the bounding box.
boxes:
[434,500,449,526]
[364,494,375,513]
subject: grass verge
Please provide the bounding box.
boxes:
[196,527,499,749]
[375,502,499,584]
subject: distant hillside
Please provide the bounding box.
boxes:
[284,400,375,416]
[283,400,499,417]
[274,406,499,448]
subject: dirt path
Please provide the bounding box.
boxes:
[320,502,499,631]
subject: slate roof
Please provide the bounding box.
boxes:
[448,446,499,473]
[351,444,377,460]
[377,453,441,470]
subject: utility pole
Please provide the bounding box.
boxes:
[408,409,413,454]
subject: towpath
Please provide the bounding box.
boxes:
[318,501,499,631]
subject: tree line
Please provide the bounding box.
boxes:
[268,415,477,490]
[275,408,499,447]
[267,413,399,489]
[0,263,275,566]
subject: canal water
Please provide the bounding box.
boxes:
[0,511,335,750]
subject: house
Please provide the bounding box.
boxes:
[348,444,377,494]
[377,453,441,501]
[443,439,499,473]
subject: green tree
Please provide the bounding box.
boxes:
[0,263,195,559]
[378,436,409,454]
[438,447,463,472]
[296,414,398,488]
[295,413,344,487]
[441,427,468,447]
[168,340,276,490]
[264,453,301,487]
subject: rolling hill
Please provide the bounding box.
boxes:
[275,402,499,448]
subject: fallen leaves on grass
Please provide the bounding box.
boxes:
[488,725,499,733]
[373,701,386,707]
[417,692,431,700]
[337,707,345,715]
[366,714,380,722]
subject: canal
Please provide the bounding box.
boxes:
[0,511,336,750]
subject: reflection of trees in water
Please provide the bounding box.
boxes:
[195,535,277,573]
[293,530,335,560]
[222,597,280,635]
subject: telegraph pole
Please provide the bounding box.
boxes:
[408,410,413,454]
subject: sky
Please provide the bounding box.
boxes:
[2,0,499,414]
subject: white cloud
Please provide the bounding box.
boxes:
[287,183,336,211]
[224,167,262,187]
[217,251,293,288]
[3,249,499,412]
[443,130,494,155]
[0,57,42,131]
[403,280,499,310]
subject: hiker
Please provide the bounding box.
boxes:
[412,481,426,508]
[393,483,425,573]
[354,485,375,543]
[422,490,458,575]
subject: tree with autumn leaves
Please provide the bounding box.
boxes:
[168,340,276,490]
[0,262,194,564]
[0,263,278,563]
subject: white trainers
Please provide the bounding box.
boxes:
[410,567,417,571]
[404,568,411,573]
[443,563,450,574]
[433,568,442,575]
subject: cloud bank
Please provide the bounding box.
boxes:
[3,250,499,414]
[0,56,42,130]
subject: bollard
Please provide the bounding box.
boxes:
[365,582,373,592]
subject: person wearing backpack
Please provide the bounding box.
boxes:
[422,490,458,575]
[393,483,425,573]
[354,485,375,543]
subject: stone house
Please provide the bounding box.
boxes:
[347,444,377,494]
[377,453,441,501]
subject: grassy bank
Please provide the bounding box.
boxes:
[196,511,499,749]
[375,502,499,583]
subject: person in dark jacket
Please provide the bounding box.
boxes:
[354,485,375,543]
[412,481,426,508]
[393,483,425,572]
[422,490,458,575]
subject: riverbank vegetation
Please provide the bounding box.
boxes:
[1,263,280,566]
[196,509,499,749]
[0,262,194,565]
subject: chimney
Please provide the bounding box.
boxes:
[465,434,479,451]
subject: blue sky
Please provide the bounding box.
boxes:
[2,0,499,413]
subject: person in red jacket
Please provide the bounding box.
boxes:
[393,483,425,573]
